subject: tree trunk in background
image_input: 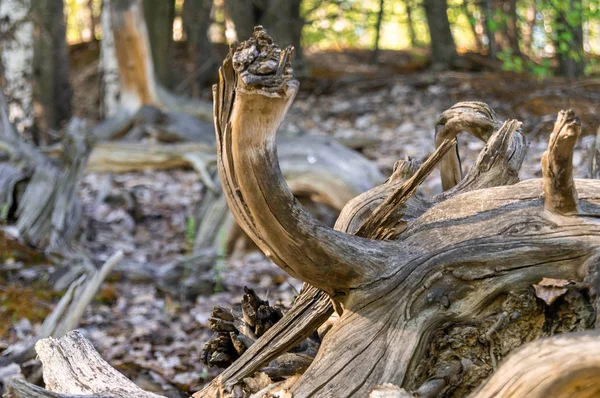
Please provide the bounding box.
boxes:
[0,0,34,138]
[483,0,497,58]
[556,0,585,78]
[404,0,417,47]
[87,0,98,40]
[142,0,175,88]
[31,0,72,144]
[224,0,305,72]
[223,0,256,41]
[182,0,215,97]
[100,0,121,117]
[505,0,520,55]
[372,0,385,63]
[522,1,536,55]
[423,0,457,69]
[463,0,482,51]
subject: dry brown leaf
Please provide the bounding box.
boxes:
[243,372,272,394]
[533,277,573,305]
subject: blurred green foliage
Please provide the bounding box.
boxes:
[64,0,599,77]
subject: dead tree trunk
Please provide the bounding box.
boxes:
[0,94,92,251]
[142,0,175,88]
[99,0,212,124]
[31,0,72,144]
[8,27,600,398]
[0,0,34,136]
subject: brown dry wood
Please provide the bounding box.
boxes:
[13,27,600,398]
[198,41,529,398]
[471,329,600,398]
[435,102,501,191]
[542,109,580,214]
[108,0,212,121]
[201,28,600,397]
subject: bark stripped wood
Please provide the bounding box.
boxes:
[5,331,163,398]
[197,108,529,397]
[0,96,92,250]
[212,28,393,298]
[472,330,600,398]
[202,28,600,397]
[437,118,527,200]
[435,102,501,191]
[12,27,600,398]
[354,138,455,240]
[542,109,580,214]
[101,0,213,122]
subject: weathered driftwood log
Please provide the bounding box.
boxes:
[198,28,600,397]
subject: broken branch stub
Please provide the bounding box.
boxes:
[542,109,581,214]
[213,26,392,297]
[435,102,502,191]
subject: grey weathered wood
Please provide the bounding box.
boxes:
[435,102,501,191]
[0,98,92,250]
[19,27,600,398]
[199,27,600,397]
[5,331,163,398]
[472,330,600,397]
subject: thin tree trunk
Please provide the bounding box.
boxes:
[522,0,536,54]
[142,0,175,88]
[463,0,483,51]
[505,0,520,55]
[405,0,417,47]
[372,0,385,63]
[182,0,215,97]
[556,0,585,77]
[223,0,256,42]
[87,0,98,41]
[99,0,121,118]
[423,0,457,69]
[31,0,73,144]
[483,0,497,58]
[0,0,34,137]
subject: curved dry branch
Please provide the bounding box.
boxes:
[472,330,600,398]
[542,109,581,214]
[438,118,528,200]
[354,138,455,240]
[214,27,393,295]
[435,102,501,191]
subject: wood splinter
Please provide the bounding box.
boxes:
[542,109,581,214]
